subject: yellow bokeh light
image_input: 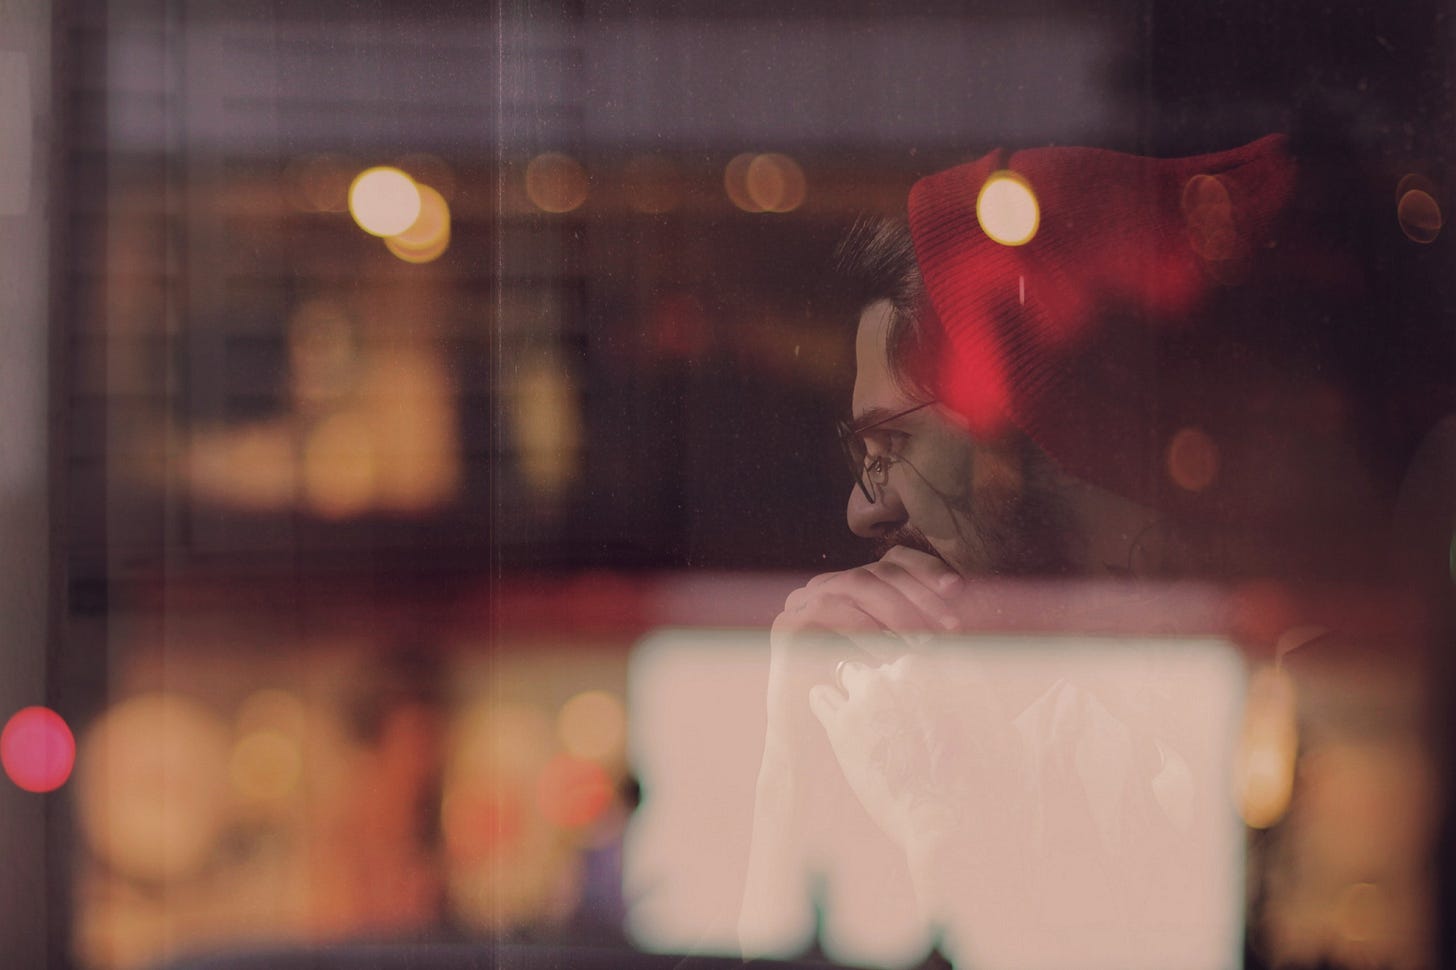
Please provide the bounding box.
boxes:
[976,171,1040,246]
[230,729,302,802]
[556,690,626,762]
[1233,664,1298,829]
[525,153,589,214]
[186,424,297,511]
[1397,188,1442,244]
[386,183,451,264]
[303,411,378,519]
[746,153,807,213]
[349,166,422,237]
[361,349,460,511]
[510,357,581,497]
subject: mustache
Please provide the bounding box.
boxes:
[872,525,943,563]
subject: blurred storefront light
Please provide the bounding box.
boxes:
[303,412,379,519]
[349,166,422,236]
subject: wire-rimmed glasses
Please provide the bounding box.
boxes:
[836,401,934,503]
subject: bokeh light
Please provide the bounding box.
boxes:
[2,706,75,793]
[557,690,626,762]
[525,152,589,214]
[1183,173,1248,283]
[385,183,451,264]
[185,424,298,511]
[1234,665,1298,829]
[77,693,232,881]
[229,729,302,802]
[1182,175,1238,259]
[1396,172,1437,201]
[724,153,759,212]
[976,171,1040,246]
[745,153,807,213]
[349,166,422,237]
[303,411,378,519]
[1166,426,1220,492]
[1397,188,1442,244]
[535,753,613,829]
[510,358,582,497]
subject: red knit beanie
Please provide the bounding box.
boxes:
[909,134,1320,509]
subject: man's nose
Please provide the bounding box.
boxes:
[846,481,908,539]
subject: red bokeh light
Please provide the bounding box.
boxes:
[2,706,76,793]
[535,754,613,830]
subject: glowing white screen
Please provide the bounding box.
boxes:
[625,627,1246,970]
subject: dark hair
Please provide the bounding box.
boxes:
[832,217,941,400]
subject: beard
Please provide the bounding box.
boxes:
[874,442,1077,577]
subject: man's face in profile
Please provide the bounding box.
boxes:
[845,300,1073,577]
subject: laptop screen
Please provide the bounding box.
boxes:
[624,585,1247,970]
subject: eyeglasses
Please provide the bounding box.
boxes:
[836,401,934,503]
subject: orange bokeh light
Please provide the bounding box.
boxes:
[386,183,451,263]
[1397,188,1442,244]
[1166,426,1220,492]
[525,153,589,214]
[746,153,806,213]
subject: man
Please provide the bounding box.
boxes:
[740,134,1382,968]
[741,223,1201,970]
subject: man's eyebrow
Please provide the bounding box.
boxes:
[846,406,907,435]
